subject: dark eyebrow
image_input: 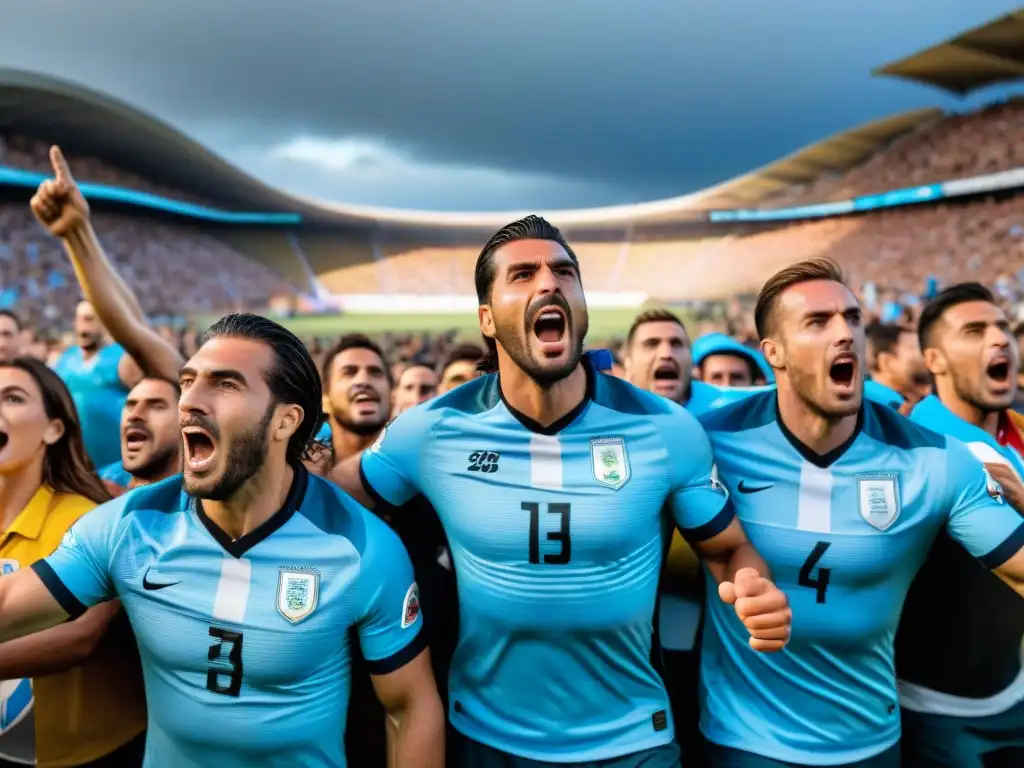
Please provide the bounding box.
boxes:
[960,321,988,334]
[506,260,540,274]
[179,367,249,386]
[0,385,30,398]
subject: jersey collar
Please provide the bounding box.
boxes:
[498,356,595,436]
[775,396,864,469]
[2,485,57,544]
[194,463,309,559]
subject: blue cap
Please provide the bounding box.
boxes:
[692,333,774,384]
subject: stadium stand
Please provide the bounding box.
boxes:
[0,134,293,328]
[761,98,1024,208]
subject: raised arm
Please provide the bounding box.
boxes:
[30,146,183,384]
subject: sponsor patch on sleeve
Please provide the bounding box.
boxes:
[984,468,1005,503]
[401,582,420,629]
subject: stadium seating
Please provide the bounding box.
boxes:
[0,134,293,328]
[762,98,1024,207]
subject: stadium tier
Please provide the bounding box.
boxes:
[2,69,1024,329]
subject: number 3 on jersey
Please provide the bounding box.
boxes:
[522,502,571,564]
[799,541,831,603]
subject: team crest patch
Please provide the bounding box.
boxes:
[0,560,18,577]
[401,582,420,629]
[276,568,320,624]
[591,437,630,490]
[856,473,901,531]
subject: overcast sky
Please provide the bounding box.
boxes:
[1,0,1022,211]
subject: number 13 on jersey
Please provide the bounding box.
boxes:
[522,502,572,564]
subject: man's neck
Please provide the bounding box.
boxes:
[80,343,104,361]
[128,459,181,490]
[777,384,858,457]
[203,461,294,541]
[500,361,588,428]
[935,379,1000,438]
[331,421,379,463]
[0,459,45,531]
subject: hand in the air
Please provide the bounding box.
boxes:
[29,146,90,238]
[719,567,791,652]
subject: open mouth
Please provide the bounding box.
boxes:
[533,308,567,345]
[987,357,1011,386]
[0,431,7,452]
[351,391,380,405]
[653,363,680,382]
[123,426,151,450]
[182,426,217,472]
[829,356,856,388]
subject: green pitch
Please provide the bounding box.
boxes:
[271,307,672,341]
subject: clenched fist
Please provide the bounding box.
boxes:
[30,146,90,238]
[719,567,792,653]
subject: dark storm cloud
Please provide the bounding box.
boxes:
[0,0,1021,210]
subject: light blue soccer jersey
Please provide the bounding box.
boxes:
[699,391,1024,765]
[53,344,129,467]
[99,460,132,488]
[864,379,905,410]
[360,360,733,762]
[33,468,424,768]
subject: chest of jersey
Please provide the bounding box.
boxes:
[420,411,672,629]
[714,432,946,643]
[116,515,359,697]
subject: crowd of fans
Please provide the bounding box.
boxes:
[2,98,1024,366]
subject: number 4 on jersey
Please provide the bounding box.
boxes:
[799,541,831,603]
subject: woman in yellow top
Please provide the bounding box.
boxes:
[0,357,146,768]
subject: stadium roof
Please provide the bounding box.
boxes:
[874,8,1024,95]
[0,69,940,233]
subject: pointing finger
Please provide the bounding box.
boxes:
[50,145,74,184]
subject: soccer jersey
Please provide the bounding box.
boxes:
[897,396,1024,716]
[54,343,129,468]
[33,467,424,768]
[99,461,133,488]
[359,359,732,762]
[864,379,904,410]
[699,391,1024,765]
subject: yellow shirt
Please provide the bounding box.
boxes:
[0,486,147,767]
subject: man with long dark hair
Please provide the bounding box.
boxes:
[0,316,444,767]
[331,215,790,768]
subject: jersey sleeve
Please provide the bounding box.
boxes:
[355,513,427,675]
[359,405,435,507]
[31,499,124,619]
[662,408,734,544]
[944,438,1024,569]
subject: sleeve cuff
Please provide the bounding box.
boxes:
[364,628,428,676]
[978,520,1024,569]
[681,499,736,545]
[359,457,396,514]
[31,561,87,620]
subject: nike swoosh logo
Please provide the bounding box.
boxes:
[142,568,181,591]
[737,480,773,494]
